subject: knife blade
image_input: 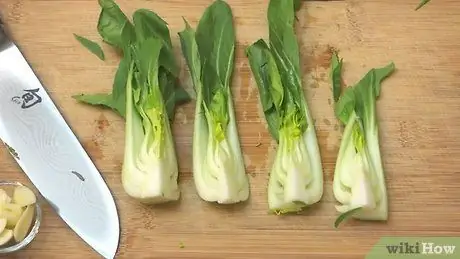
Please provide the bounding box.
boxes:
[0,19,120,258]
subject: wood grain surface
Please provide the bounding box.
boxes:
[0,0,459,258]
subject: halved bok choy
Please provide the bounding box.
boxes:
[246,0,324,214]
[331,52,396,227]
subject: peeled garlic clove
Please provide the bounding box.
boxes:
[0,218,6,234]
[0,189,11,205]
[13,186,36,207]
[0,229,13,246]
[0,203,24,228]
[13,205,35,243]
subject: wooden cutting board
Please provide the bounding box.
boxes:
[0,0,459,258]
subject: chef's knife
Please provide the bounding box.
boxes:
[0,18,120,258]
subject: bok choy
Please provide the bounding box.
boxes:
[330,52,395,227]
[246,0,324,214]
[73,0,191,204]
[178,0,250,204]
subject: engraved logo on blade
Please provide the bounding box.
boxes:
[11,88,42,109]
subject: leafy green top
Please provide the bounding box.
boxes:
[179,0,235,141]
[246,0,307,144]
[97,0,136,50]
[331,52,395,126]
[73,0,190,121]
